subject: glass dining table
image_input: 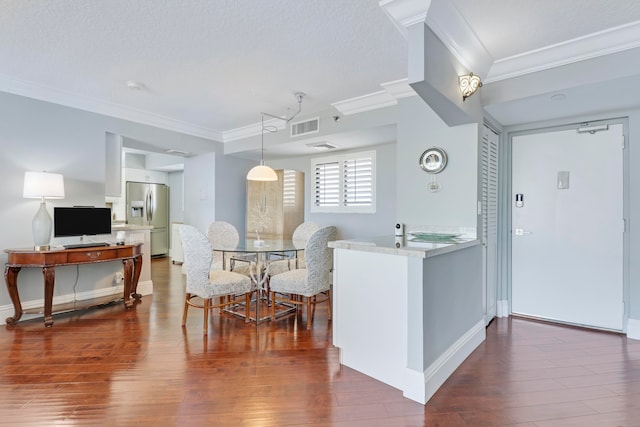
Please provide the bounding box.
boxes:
[212,239,303,323]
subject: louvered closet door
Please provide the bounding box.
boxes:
[482,125,499,324]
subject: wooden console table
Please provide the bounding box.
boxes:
[4,244,143,327]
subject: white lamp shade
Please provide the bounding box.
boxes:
[23,171,65,199]
[247,164,278,181]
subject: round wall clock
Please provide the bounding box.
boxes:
[419,147,448,174]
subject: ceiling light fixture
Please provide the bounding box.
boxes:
[458,72,482,101]
[247,93,305,181]
[164,149,190,156]
[307,141,337,151]
[126,80,145,91]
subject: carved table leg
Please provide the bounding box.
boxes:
[42,266,55,327]
[4,266,23,325]
[122,258,134,309]
[131,254,142,300]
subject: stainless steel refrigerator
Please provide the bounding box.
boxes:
[126,181,169,257]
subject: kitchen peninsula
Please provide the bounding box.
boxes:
[329,234,484,404]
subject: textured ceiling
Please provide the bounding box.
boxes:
[0,0,407,136]
[1,0,640,152]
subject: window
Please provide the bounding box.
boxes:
[282,169,297,207]
[311,151,376,213]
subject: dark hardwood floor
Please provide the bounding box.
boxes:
[2,258,640,426]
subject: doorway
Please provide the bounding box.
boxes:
[511,122,624,330]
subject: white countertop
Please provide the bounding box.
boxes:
[112,223,154,230]
[328,235,480,258]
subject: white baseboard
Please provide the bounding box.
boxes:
[627,318,640,340]
[0,280,153,326]
[403,319,486,404]
[497,300,509,317]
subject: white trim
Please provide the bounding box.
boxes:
[0,73,223,141]
[627,318,640,341]
[332,79,417,117]
[403,319,486,404]
[332,90,398,116]
[378,1,640,86]
[0,280,153,326]
[378,0,428,39]
[485,21,640,83]
[380,78,417,99]
[497,300,509,318]
[423,0,492,77]
[222,117,286,142]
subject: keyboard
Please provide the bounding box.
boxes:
[63,242,110,249]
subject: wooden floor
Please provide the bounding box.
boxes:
[2,258,640,426]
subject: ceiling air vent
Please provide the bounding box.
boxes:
[307,141,337,151]
[291,117,320,137]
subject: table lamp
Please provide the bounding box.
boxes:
[23,171,65,250]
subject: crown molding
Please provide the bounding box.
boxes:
[222,116,287,142]
[379,0,640,87]
[332,79,416,116]
[380,0,492,77]
[378,0,430,39]
[0,73,224,141]
[485,20,640,83]
[224,79,415,140]
[423,0,492,77]
[381,78,418,99]
[332,90,396,116]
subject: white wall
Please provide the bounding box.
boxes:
[269,143,397,240]
[168,170,184,224]
[268,96,480,239]
[183,153,216,235]
[215,155,255,238]
[0,91,238,311]
[396,96,479,231]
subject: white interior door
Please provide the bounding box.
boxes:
[482,125,499,324]
[511,124,624,330]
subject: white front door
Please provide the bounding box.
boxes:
[511,124,624,330]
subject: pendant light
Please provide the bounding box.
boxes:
[247,114,278,181]
[247,92,305,181]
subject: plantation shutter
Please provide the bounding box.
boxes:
[313,161,340,207]
[343,156,373,207]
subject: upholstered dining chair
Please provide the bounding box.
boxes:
[267,221,319,277]
[268,225,337,329]
[206,221,253,275]
[180,224,252,335]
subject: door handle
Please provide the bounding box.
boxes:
[148,193,154,221]
[145,192,151,222]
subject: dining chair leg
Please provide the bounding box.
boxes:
[310,295,317,318]
[271,291,276,321]
[182,293,190,327]
[327,289,332,320]
[245,292,251,323]
[203,298,211,335]
[306,296,312,330]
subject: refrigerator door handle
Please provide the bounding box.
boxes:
[149,191,154,222]
[145,191,151,223]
